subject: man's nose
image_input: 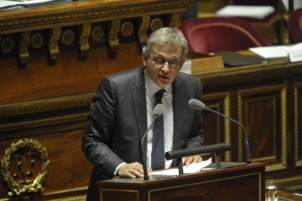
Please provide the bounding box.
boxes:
[161,61,170,71]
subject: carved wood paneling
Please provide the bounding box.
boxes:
[203,92,231,161]
[238,85,287,172]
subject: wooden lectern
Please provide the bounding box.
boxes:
[97,163,265,201]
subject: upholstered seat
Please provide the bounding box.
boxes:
[287,7,302,43]
[179,17,272,54]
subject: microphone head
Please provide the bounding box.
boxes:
[153,104,164,117]
[188,99,205,110]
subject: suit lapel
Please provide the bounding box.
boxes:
[131,67,148,150]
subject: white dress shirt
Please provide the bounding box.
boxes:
[144,71,174,169]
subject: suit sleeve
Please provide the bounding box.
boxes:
[82,76,124,176]
[186,77,204,149]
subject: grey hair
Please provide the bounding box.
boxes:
[142,27,188,61]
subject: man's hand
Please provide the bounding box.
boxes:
[182,155,203,166]
[117,162,152,178]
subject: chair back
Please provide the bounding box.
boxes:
[287,8,302,43]
[179,17,272,53]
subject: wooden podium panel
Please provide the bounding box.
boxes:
[97,163,265,201]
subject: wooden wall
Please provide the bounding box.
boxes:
[0,0,192,200]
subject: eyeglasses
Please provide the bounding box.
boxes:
[149,56,181,69]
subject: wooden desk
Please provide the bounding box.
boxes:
[277,191,302,201]
[97,163,265,201]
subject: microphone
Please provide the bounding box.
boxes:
[141,104,164,180]
[188,99,251,164]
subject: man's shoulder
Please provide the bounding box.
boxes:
[108,66,143,79]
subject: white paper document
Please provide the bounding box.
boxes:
[249,43,302,59]
[216,5,275,19]
[151,157,212,176]
[0,0,71,10]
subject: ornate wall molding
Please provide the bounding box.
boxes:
[0,0,192,33]
[199,62,302,87]
[0,93,93,117]
[0,0,192,64]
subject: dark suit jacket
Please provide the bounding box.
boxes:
[82,66,204,201]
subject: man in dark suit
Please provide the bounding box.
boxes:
[82,27,204,201]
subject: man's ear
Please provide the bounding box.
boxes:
[142,53,148,66]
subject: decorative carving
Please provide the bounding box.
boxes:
[0,93,93,117]
[138,15,150,48]
[30,33,44,49]
[150,18,163,32]
[1,36,15,54]
[91,25,104,42]
[0,0,191,32]
[79,23,91,56]
[0,138,49,196]
[61,29,75,46]
[0,0,191,61]
[121,21,134,37]
[108,19,121,54]
[19,32,31,64]
[49,27,61,60]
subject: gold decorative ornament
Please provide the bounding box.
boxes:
[61,29,75,46]
[150,18,163,32]
[19,31,31,64]
[1,37,15,54]
[0,138,50,196]
[30,33,44,49]
[79,23,91,56]
[49,27,61,60]
[91,25,104,42]
[121,21,134,37]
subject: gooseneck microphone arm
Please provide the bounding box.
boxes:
[189,99,251,164]
[141,104,164,180]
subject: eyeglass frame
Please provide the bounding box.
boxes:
[148,55,182,69]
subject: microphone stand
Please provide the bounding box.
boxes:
[203,107,251,164]
[141,115,158,181]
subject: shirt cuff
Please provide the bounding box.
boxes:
[114,162,126,176]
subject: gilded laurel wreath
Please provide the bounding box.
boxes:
[0,138,50,196]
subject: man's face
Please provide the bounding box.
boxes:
[143,43,183,88]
